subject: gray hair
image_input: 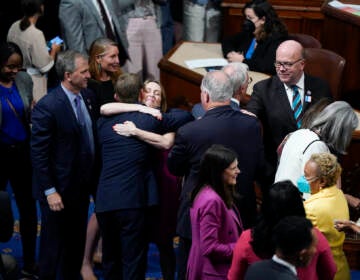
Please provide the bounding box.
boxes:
[200,70,233,102]
[309,101,358,154]
[222,62,249,95]
[55,50,88,81]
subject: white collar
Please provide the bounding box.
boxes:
[272,255,297,275]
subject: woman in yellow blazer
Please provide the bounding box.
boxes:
[303,153,350,280]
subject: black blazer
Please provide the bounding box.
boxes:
[245,260,298,280]
[246,74,332,182]
[168,106,265,238]
[31,86,100,202]
[222,31,288,75]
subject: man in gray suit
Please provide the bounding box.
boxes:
[59,0,131,64]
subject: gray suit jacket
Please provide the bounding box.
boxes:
[0,71,33,126]
[59,0,130,55]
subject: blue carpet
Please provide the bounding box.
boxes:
[2,185,360,280]
[0,185,166,279]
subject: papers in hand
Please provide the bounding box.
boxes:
[185,58,228,70]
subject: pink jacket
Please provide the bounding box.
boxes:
[187,186,242,280]
[228,228,336,280]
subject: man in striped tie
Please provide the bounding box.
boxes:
[246,40,332,185]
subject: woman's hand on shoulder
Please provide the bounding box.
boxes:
[139,105,162,120]
[113,121,137,137]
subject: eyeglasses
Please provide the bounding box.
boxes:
[274,58,303,70]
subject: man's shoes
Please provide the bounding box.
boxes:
[20,267,39,280]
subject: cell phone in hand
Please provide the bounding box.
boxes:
[47,36,64,51]
[50,36,63,45]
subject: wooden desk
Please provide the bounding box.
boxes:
[158,41,269,109]
[321,1,360,108]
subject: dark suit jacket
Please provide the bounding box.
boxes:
[191,99,239,119]
[245,260,298,280]
[59,0,129,61]
[31,85,99,202]
[222,31,288,75]
[168,105,265,238]
[96,109,193,213]
[246,74,332,183]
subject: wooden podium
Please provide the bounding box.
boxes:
[158,41,269,110]
[321,1,360,108]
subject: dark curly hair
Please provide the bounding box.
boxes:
[250,180,305,258]
[243,0,288,41]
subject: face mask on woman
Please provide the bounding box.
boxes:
[297,175,311,194]
[242,19,256,33]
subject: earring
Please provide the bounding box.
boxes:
[97,63,102,73]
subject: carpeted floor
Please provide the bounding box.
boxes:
[0,185,168,279]
[2,185,360,280]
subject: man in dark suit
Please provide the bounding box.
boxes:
[246,40,332,185]
[95,73,192,280]
[31,50,99,279]
[245,216,317,280]
[168,70,265,280]
[191,62,251,119]
[59,0,130,64]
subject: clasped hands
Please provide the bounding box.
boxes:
[227,51,245,62]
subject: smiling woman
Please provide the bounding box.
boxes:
[304,153,351,280]
[187,144,242,280]
[88,37,123,106]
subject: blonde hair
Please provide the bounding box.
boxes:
[88,37,122,83]
[309,153,342,187]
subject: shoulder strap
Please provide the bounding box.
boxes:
[302,139,322,154]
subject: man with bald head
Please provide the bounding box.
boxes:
[168,70,264,279]
[246,40,332,185]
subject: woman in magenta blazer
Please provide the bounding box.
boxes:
[187,144,243,280]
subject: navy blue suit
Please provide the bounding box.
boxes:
[96,109,193,280]
[191,99,239,119]
[246,74,332,184]
[31,85,99,279]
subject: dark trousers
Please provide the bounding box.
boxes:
[0,142,37,270]
[38,196,89,280]
[176,236,192,280]
[97,209,147,280]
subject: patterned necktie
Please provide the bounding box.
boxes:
[74,95,85,126]
[96,0,116,41]
[291,85,303,128]
[74,95,93,154]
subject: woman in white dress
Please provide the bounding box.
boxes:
[7,0,61,101]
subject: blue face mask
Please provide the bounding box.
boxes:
[297,175,311,194]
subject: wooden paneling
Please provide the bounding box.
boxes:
[321,2,360,107]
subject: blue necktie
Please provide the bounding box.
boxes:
[291,85,302,128]
[74,95,92,154]
[74,95,85,126]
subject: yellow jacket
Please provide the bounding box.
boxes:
[304,185,350,280]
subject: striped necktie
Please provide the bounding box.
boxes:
[291,85,302,128]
